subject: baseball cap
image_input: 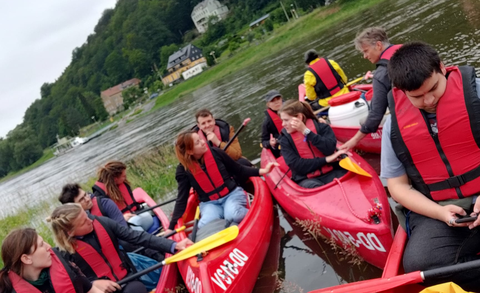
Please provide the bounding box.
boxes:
[264,90,282,102]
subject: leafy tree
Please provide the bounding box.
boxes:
[264,18,274,32]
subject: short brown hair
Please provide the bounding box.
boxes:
[195,109,213,122]
[59,183,81,204]
[354,27,390,51]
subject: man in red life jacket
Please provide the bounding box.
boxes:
[381,42,480,291]
[341,27,401,151]
[303,49,349,110]
[194,109,252,168]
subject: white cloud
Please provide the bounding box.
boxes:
[0,0,117,138]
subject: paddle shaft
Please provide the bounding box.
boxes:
[311,258,480,293]
[118,261,166,286]
[133,197,177,215]
[223,118,250,151]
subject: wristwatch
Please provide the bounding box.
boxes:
[303,128,311,136]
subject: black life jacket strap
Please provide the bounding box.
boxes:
[427,164,480,192]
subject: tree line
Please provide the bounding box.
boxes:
[0,0,329,177]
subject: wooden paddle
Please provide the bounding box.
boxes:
[118,226,239,286]
[346,71,373,87]
[309,258,480,293]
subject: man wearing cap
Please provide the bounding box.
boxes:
[304,49,349,110]
[261,90,283,158]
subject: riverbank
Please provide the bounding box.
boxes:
[0,149,54,184]
[151,0,384,111]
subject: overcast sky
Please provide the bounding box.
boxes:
[0,0,117,138]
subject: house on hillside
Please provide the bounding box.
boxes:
[100,78,141,115]
[162,44,208,86]
[249,14,270,29]
[191,0,229,33]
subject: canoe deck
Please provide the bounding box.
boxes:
[261,148,393,269]
[173,177,274,293]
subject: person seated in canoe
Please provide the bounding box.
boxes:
[279,100,348,188]
[193,109,251,167]
[303,49,349,111]
[340,27,401,151]
[0,227,110,293]
[165,130,278,233]
[261,89,283,158]
[382,42,480,291]
[47,204,193,293]
[58,183,165,262]
[92,161,153,232]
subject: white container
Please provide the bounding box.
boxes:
[329,98,369,127]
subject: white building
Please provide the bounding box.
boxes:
[191,0,229,34]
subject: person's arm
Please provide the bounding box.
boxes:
[218,126,242,161]
[169,165,192,230]
[261,119,272,148]
[100,198,128,227]
[360,73,390,134]
[99,216,176,253]
[307,122,337,155]
[387,175,466,225]
[329,59,348,84]
[215,148,260,178]
[280,132,326,176]
[304,71,317,101]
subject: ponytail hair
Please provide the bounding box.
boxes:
[47,203,84,254]
[175,130,197,172]
[280,100,318,123]
[0,228,39,292]
[97,161,129,204]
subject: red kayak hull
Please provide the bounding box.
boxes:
[261,148,393,269]
[132,188,180,292]
[173,177,274,293]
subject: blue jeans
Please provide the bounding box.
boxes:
[198,187,248,229]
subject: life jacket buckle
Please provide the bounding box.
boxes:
[447,175,466,188]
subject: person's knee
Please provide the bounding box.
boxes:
[299,179,323,189]
[122,281,147,293]
[225,207,248,224]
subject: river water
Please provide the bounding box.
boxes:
[2,0,480,291]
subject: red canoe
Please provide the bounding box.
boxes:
[298,83,382,154]
[172,177,274,293]
[132,188,180,292]
[261,148,393,269]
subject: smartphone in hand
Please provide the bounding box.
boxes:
[455,215,478,224]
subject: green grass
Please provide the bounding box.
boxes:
[0,148,54,183]
[152,0,385,112]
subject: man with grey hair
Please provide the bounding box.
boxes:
[340,27,401,151]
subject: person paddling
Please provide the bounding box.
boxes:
[165,130,278,234]
[382,42,480,291]
[48,204,192,293]
[92,161,152,231]
[261,89,283,158]
[0,228,108,293]
[341,27,401,151]
[279,100,347,188]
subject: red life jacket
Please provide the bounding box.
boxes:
[267,108,283,134]
[376,44,402,68]
[9,249,78,293]
[389,66,480,201]
[89,196,102,217]
[308,58,345,99]
[75,219,128,281]
[290,119,333,178]
[94,181,138,213]
[189,145,231,201]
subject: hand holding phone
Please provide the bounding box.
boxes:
[455,215,478,224]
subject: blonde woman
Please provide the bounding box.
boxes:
[48,204,192,293]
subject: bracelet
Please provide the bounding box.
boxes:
[303,128,311,136]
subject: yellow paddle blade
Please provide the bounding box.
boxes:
[346,76,364,87]
[164,226,239,265]
[420,282,473,293]
[194,206,200,220]
[339,156,372,177]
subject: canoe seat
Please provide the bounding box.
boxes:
[276,156,292,178]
